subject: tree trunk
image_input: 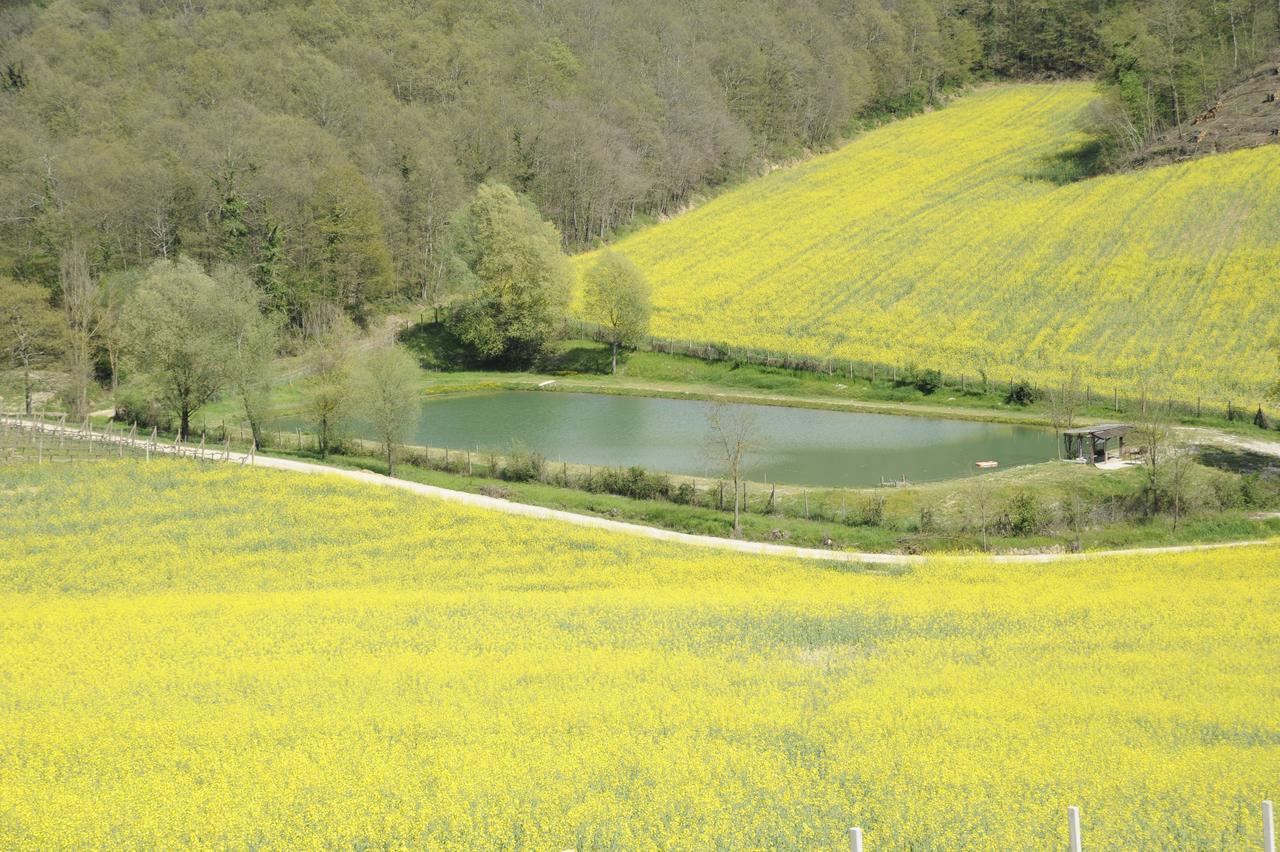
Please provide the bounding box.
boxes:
[387,446,394,477]
[180,405,191,442]
[732,476,741,535]
[23,366,32,415]
[611,340,618,375]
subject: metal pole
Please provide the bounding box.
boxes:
[1068,806,1082,852]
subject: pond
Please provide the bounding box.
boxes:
[321,391,1057,489]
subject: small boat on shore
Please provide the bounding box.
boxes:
[974,460,999,468]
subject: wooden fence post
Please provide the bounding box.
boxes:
[1068,806,1082,852]
[848,826,863,852]
[1264,800,1275,852]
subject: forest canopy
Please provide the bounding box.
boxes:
[0,0,1275,325]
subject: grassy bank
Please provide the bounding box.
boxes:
[392,327,1280,436]
[254,441,1280,555]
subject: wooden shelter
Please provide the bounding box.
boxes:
[1062,423,1133,464]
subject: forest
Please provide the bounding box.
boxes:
[0,0,1277,327]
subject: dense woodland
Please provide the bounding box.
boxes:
[1,0,1278,328]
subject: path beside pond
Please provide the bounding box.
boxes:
[5,415,1273,566]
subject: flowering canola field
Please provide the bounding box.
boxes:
[2,460,1278,847]
[577,83,1280,401]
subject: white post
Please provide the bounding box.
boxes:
[1264,800,1275,852]
[1068,806,1082,852]
[848,826,863,852]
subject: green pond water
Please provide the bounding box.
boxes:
[310,390,1056,488]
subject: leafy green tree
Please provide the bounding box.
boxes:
[98,268,141,402]
[0,277,68,415]
[446,182,572,365]
[305,164,396,323]
[253,213,289,319]
[300,313,355,458]
[356,344,420,476]
[119,258,235,439]
[583,250,651,374]
[214,266,280,448]
[214,165,250,263]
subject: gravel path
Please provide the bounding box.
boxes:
[5,415,1274,566]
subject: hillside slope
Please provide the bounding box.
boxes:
[579,83,1280,401]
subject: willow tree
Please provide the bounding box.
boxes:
[120,259,233,439]
[215,266,280,448]
[356,344,420,477]
[583,250,651,374]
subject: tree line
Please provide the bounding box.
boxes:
[2,0,1274,331]
[1,179,650,476]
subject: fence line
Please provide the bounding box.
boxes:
[0,407,256,467]
[566,320,1277,425]
[843,801,1274,850]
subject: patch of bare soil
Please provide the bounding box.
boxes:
[1131,57,1280,167]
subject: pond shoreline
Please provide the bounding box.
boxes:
[281,388,1058,490]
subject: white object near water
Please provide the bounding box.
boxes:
[848,826,863,852]
[1068,806,1082,852]
[538,379,556,388]
[1264,800,1275,852]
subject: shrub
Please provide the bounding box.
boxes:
[917,505,938,534]
[896,364,941,394]
[1005,380,1041,406]
[1003,490,1044,536]
[585,466,672,500]
[500,444,546,482]
[113,387,173,433]
[843,495,886,527]
[913,368,942,395]
[671,481,698,505]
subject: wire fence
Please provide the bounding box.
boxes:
[567,321,1279,425]
[0,406,257,466]
[841,801,1275,851]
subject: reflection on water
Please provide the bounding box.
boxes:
[285,391,1056,488]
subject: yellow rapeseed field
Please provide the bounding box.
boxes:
[576,83,1280,402]
[2,460,1278,847]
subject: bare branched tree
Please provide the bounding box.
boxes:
[1136,407,1173,517]
[706,400,757,537]
[1047,366,1082,460]
[0,279,69,414]
[60,243,102,419]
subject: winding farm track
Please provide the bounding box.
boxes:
[5,415,1276,566]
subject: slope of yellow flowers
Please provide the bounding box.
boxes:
[577,83,1280,401]
[2,461,1278,847]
